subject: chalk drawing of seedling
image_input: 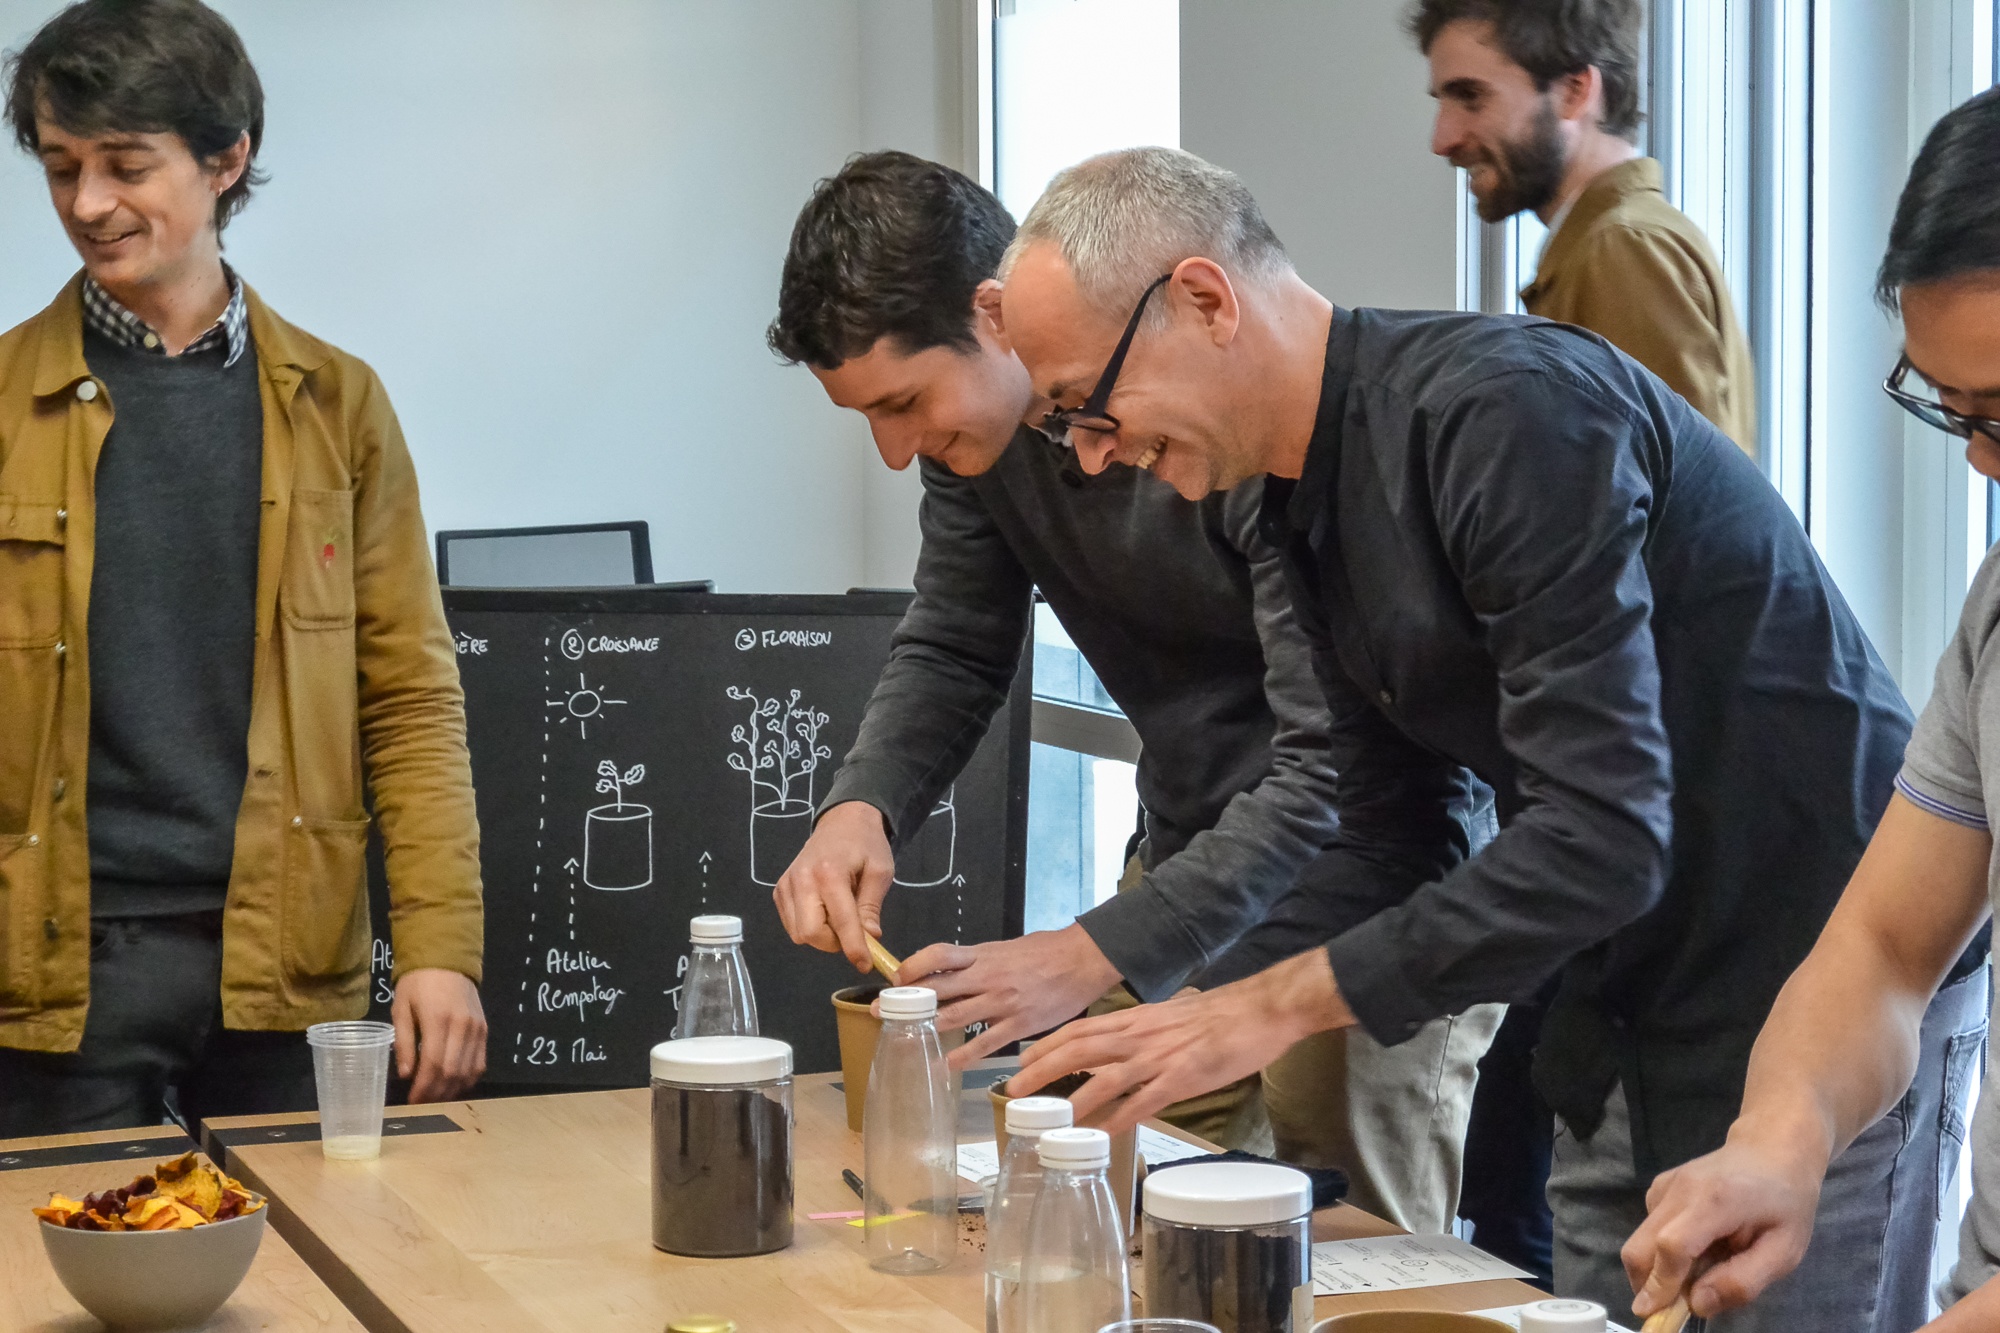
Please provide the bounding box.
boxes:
[584,759,652,891]
[728,686,832,886]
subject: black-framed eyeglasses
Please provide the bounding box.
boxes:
[1036,273,1173,449]
[1884,355,2000,445]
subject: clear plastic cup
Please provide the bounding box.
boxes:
[306,1020,395,1159]
[1097,1322,1223,1332]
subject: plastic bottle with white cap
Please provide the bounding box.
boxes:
[1020,1127,1132,1333]
[863,986,957,1273]
[672,914,759,1039]
[985,1095,1074,1332]
[1518,1299,1607,1332]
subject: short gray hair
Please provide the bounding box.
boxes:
[1000,146,1292,327]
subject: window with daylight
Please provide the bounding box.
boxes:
[990,0,1174,933]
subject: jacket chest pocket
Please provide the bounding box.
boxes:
[281,489,356,629]
[0,501,66,835]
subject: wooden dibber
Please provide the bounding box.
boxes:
[865,934,902,984]
[1640,1296,1692,1333]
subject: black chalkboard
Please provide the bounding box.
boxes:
[366,586,1030,1085]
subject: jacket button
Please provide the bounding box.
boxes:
[52,778,65,801]
[75,381,97,402]
[55,508,67,528]
[1377,689,1393,706]
[44,918,58,941]
[54,642,65,657]
[292,816,303,828]
[25,833,38,847]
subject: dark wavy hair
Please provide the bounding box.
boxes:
[4,0,266,232]
[1407,0,1644,141]
[768,151,1016,370]
[1877,86,2000,312]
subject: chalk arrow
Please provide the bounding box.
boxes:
[953,874,967,886]
[563,858,579,873]
[698,851,713,865]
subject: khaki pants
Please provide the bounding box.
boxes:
[1098,856,1500,1230]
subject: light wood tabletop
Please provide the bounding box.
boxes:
[0,1122,366,1333]
[203,1070,1547,1331]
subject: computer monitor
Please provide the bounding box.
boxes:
[435,521,653,587]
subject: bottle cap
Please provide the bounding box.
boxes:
[1142,1161,1312,1227]
[666,1318,736,1333]
[1036,1126,1111,1170]
[1519,1300,1607,1333]
[649,1036,791,1085]
[1004,1095,1074,1135]
[877,986,937,1019]
[689,914,743,944]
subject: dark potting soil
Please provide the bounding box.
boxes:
[652,1082,793,1257]
[1145,1219,1309,1333]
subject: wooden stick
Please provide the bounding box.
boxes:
[1640,1295,1691,1333]
[865,935,902,984]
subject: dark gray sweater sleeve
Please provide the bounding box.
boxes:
[1076,484,1345,1000]
[818,460,1031,845]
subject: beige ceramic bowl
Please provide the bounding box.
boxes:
[40,1206,266,1331]
[1312,1314,1514,1333]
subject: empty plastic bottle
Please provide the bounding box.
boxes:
[1020,1127,1132,1333]
[863,985,957,1273]
[985,1096,1074,1332]
[672,915,759,1039]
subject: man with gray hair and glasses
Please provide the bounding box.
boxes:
[997,146,1972,1331]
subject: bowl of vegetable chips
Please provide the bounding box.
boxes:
[33,1150,267,1330]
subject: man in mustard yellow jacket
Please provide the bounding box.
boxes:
[0,0,485,1136]
[1415,0,1758,457]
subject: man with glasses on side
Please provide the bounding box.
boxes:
[1626,88,2000,1332]
[763,151,1501,1234]
[995,146,1971,1332]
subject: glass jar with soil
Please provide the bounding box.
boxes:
[1141,1162,1313,1333]
[650,1036,794,1257]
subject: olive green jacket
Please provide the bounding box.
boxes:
[1522,158,1757,457]
[0,275,483,1053]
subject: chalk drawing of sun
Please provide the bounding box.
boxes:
[547,672,627,740]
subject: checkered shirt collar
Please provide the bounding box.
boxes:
[80,265,250,368]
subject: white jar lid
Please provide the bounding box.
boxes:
[1519,1300,1606,1333]
[650,1036,791,1085]
[689,914,742,944]
[1143,1162,1311,1227]
[1037,1127,1110,1169]
[1005,1095,1074,1135]
[878,986,937,1019]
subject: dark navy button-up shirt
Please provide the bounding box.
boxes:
[1227,306,1915,1175]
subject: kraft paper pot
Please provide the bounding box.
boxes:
[831,983,966,1133]
[1311,1315,1514,1332]
[989,1076,1141,1234]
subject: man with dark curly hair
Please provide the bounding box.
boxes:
[1412,0,1756,455]
[0,0,486,1136]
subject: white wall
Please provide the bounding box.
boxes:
[0,0,963,592]
[1178,0,1459,310]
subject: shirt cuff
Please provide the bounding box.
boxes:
[1320,915,1442,1048]
[1895,770,1989,831]
[817,768,905,843]
[1075,885,1207,1003]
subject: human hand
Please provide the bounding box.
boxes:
[1622,1132,1827,1321]
[772,801,895,971]
[391,968,488,1103]
[897,924,1122,1069]
[1004,948,1350,1132]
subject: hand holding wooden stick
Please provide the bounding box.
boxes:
[865,934,901,984]
[1640,1293,1692,1333]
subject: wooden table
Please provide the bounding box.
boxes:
[205,1072,1546,1331]
[0,1123,365,1333]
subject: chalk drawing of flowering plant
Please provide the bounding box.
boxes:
[727,686,832,885]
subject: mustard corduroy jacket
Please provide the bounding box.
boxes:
[1522,157,1758,458]
[0,274,482,1053]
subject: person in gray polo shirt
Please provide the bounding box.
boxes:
[1626,87,2000,1331]
[763,151,1500,1232]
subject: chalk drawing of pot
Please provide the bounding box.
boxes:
[894,789,958,887]
[584,802,653,890]
[748,797,814,887]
